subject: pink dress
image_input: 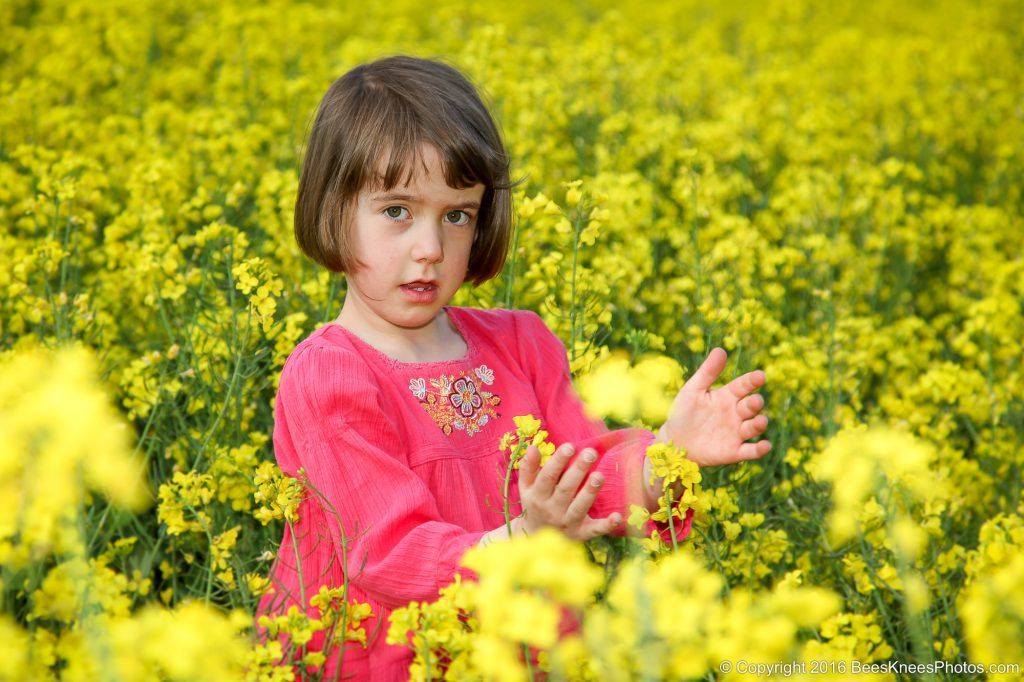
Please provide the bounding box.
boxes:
[256,306,692,680]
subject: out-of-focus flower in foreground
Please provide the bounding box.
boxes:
[0,345,151,565]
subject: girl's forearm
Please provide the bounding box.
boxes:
[478,515,525,547]
[653,422,670,445]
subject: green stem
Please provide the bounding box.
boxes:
[665,486,679,553]
[570,209,582,365]
[422,635,433,681]
[503,213,521,309]
[197,304,251,460]
[689,178,704,311]
[286,518,308,623]
[303,474,364,682]
[523,641,536,681]
[503,444,524,536]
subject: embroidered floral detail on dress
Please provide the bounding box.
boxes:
[408,365,501,437]
[474,366,494,385]
[409,377,427,400]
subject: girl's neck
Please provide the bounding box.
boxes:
[334,301,467,364]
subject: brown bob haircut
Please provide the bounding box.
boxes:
[294,55,515,287]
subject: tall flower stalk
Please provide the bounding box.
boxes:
[498,415,556,536]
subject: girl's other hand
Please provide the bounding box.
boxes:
[655,347,772,467]
[517,442,622,540]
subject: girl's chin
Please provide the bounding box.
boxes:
[384,301,446,328]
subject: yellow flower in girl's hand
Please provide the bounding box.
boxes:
[502,415,555,468]
[513,415,541,438]
[531,430,556,464]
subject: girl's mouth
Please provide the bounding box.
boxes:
[400,283,439,303]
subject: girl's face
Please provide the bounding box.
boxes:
[341,145,484,336]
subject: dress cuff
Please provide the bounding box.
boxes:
[440,530,488,586]
[624,433,695,544]
[558,427,693,544]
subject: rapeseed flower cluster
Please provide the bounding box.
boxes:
[576,351,685,428]
[388,529,841,681]
[0,346,149,564]
[628,442,707,555]
[4,0,1023,679]
[0,345,250,680]
[252,461,305,526]
[256,591,374,676]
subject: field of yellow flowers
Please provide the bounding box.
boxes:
[2,0,1023,679]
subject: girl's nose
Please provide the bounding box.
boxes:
[411,220,444,263]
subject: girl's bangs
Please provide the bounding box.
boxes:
[366,102,493,192]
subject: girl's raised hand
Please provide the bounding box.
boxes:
[655,347,772,467]
[517,443,623,540]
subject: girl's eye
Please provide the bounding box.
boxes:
[384,206,409,221]
[446,210,471,226]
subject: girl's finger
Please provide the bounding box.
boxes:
[531,443,576,498]
[563,472,603,528]
[575,511,622,541]
[685,347,728,393]
[726,369,767,399]
[598,512,622,540]
[575,521,602,542]
[517,444,541,489]
[550,448,597,508]
[736,393,765,420]
[739,415,769,441]
[736,439,772,461]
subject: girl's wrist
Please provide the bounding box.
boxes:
[641,456,663,510]
[480,515,527,547]
[653,423,670,445]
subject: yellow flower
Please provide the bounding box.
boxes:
[576,351,684,427]
[531,430,556,463]
[961,554,1024,671]
[0,345,150,563]
[627,504,651,530]
[811,426,945,545]
[565,178,581,204]
[513,414,541,438]
[0,616,33,680]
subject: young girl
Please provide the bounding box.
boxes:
[257,55,771,680]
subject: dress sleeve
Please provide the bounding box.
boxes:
[273,344,485,610]
[514,310,692,543]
